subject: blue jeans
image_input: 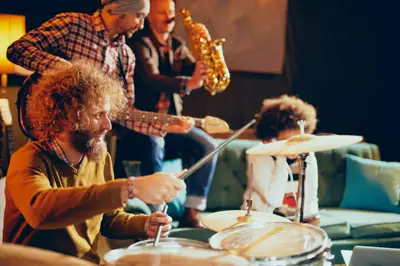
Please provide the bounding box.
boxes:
[114,127,218,210]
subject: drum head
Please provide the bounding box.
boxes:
[128,237,208,249]
[209,222,329,264]
[202,210,290,232]
[104,246,250,265]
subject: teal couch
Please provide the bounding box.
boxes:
[122,139,400,264]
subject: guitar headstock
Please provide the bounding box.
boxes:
[201,115,230,134]
[0,98,13,126]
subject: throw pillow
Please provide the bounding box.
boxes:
[340,154,400,213]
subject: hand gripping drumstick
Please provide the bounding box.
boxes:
[153,119,257,247]
[153,204,168,247]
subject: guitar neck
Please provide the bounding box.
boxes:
[118,109,203,127]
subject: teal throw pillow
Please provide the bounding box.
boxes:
[340,154,400,213]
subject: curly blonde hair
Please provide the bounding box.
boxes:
[256,94,318,140]
[27,60,127,140]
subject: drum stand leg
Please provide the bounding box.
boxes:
[294,153,308,223]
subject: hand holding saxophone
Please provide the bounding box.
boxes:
[186,60,208,90]
[181,8,231,95]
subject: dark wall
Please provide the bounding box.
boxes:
[286,0,397,161]
[183,73,290,130]
[1,1,99,29]
[2,0,397,161]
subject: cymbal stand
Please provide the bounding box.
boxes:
[294,120,308,223]
[294,153,308,223]
[244,163,254,217]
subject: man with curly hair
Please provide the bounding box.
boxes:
[241,95,320,225]
[3,61,187,264]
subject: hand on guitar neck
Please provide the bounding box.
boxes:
[117,109,230,135]
[164,116,194,134]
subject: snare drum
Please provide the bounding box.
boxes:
[209,222,334,266]
[104,246,250,266]
[129,237,209,249]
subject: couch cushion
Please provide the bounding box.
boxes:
[316,143,380,208]
[319,209,351,240]
[125,198,152,214]
[340,154,400,214]
[321,208,400,239]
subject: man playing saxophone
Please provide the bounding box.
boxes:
[122,0,217,228]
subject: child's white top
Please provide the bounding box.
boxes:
[241,147,319,217]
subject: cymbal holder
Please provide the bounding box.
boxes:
[294,153,308,223]
[245,163,254,217]
[297,120,306,135]
[294,120,307,223]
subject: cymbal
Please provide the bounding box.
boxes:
[201,210,290,232]
[0,244,96,266]
[246,134,363,156]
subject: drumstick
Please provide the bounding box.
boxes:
[153,204,168,247]
[236,226,284,256]
[152,119,256,245]
[179,119,256,181]
[219,220,242,232]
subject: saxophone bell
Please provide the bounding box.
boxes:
[180,8,230,95]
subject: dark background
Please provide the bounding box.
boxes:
[1,0,398,161]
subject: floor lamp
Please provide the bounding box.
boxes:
[0,14,26,176]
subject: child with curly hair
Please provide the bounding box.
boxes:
[241,95,320,224]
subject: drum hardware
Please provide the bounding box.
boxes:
[152,119,257,245]
[220,163,256,232]
[131,237,209,249]
[295,151,308,223]
[209,222,333,265]
[245,128,363,157]
[104,246,250,265]
[242,163,254,222]
[294,121,308,223]
[246,120,363,224]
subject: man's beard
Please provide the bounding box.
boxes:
[72,130,107,162]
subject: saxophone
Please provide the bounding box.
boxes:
[181,8,230,95]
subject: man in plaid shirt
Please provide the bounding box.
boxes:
[7,0,194,137]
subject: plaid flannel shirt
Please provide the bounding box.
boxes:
[7,10,167,136]
[42,139,84,170]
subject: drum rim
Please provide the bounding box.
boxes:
[209,222,330,264]
[128,237,208,249]
[105,246,250,265]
